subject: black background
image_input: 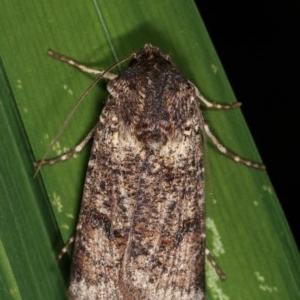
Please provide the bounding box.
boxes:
[197,2,299,248]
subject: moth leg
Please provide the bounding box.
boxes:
[56,236,75,261]
[204,123,265,169]
[195,88,241,109]
[205,248,226,280]
[48,49,117,80]
[35,125,96,168]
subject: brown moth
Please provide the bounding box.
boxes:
[37,44,264,300]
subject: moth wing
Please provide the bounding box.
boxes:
[120,92,206,300]
[68,97,134,299]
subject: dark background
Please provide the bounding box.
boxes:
[197,2,299,248]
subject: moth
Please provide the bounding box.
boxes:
[37,44,265,300]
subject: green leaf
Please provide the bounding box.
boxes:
[0,1,299,299]
[0,60,67,299]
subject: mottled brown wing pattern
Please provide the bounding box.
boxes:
[69,46,205,300]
